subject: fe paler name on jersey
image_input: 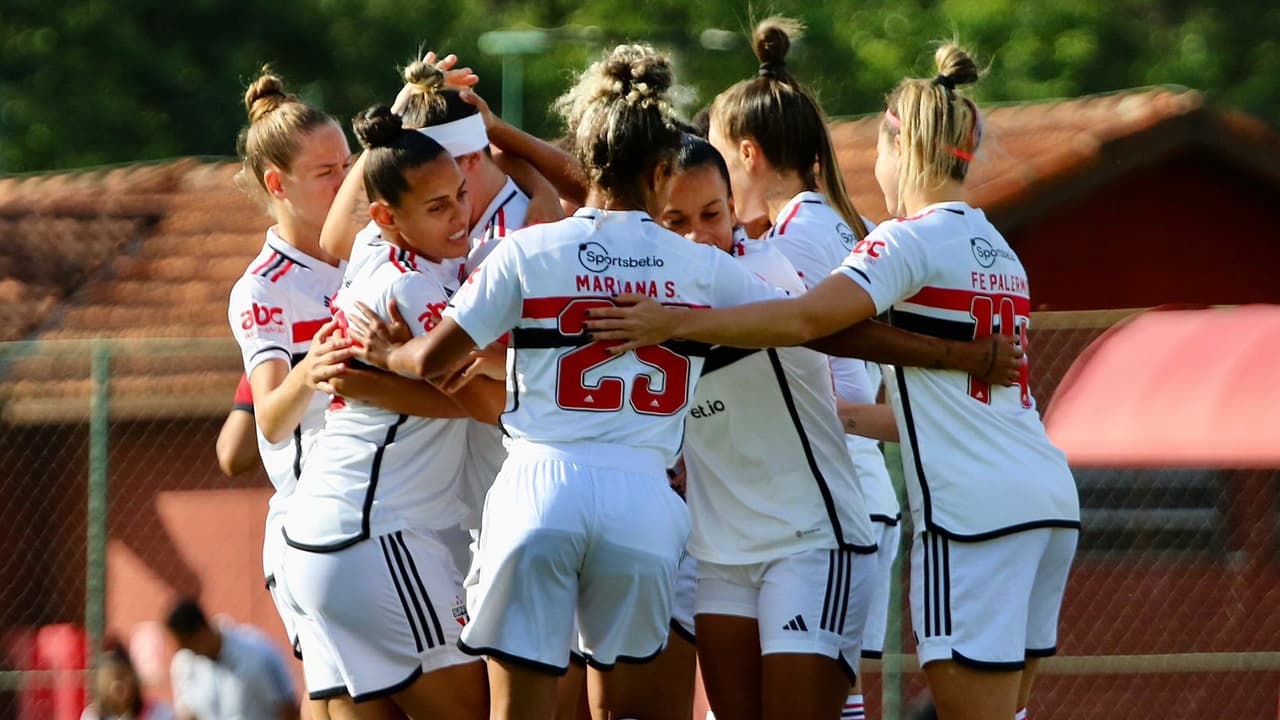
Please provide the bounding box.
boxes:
[578,241,665,273]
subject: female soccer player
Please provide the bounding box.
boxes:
[349,43,802,720]
[281,106,502,720]
[588,43,1079,720]
[660,134,878,720]
[224,69,356,718]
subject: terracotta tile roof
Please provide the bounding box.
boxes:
[830,87,1280,229]
[3,87,1277,422]
[0,159,268,422]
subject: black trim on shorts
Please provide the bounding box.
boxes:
[457,639,569,676]
[870,513,901,527]
[381,535,427,653]
[582,643,665,672]
[264,574,275,590]
[291,636,303,661]
[1026,646,1058,658]
[921,532,953,639]
[669,618,696,645]
[308,685,348,701]
[292,425,303,481]
[350,665,423,704]
[951,649,1025,672]
[569,650,587,666]
[927,519,1083,543]
[394,531,447,649]
[861,649,883,660]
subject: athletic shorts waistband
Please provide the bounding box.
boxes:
[506,439,667,476]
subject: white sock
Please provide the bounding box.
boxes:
[843,693,866,720]
[1015,709,1028,720]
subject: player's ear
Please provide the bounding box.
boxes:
[263,167,286,199]
[739,138,761,173]
[368,200,396,230]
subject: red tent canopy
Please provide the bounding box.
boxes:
[1043,305,1280,467]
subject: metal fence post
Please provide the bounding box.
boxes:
[86,343,110,678]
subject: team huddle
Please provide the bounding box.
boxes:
[224,17,1079,720]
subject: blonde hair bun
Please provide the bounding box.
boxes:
[243,69,291,123]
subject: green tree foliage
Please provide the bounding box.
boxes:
[2,0,1278,172]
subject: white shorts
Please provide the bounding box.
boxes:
[862,521,901,658]
[459,440,690,674]
[670,552,698,643]
[695,546,877,681]
[911,527,1077,669]
[263,515,298,650]
[283,528,475,701]
[270,552,346,699]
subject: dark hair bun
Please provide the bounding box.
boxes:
[753,17,803,66]
[935,44,980,87]
[244,68,291,122]
[353,105,405,150]
[601,44,674,103]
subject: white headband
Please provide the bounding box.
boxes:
[417,113,489,158]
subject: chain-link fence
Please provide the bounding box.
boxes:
[2,312,1278,720]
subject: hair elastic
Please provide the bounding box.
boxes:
[758,61,786,77]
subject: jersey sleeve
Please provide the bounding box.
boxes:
[770,229,839,291]
[836,224,931,314]
[387,272,453,339]
[707,248,791,308]
[228,276,293,375]
[443,238,524,347]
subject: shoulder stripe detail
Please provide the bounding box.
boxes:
[250,251,280,276]
[265,241,314,270]
[269,260,296,283]
[389,247,418,274]
[256,253,288,279]
[776,203,803,235]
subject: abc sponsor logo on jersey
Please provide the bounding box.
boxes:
[851,237,886,260]
[970,237,1017,268]
[577,241,665,273]
[239,303,286,334]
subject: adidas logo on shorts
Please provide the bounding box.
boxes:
[782,614,809,632]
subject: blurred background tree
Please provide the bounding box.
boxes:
[2,0,1277,172]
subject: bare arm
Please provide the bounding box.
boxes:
[807,320,1022,385]
[318,152,368,262]
[492,150,565,225]
[215,409,260,477]
[250,320,346,443]
[463,89,588,206]
[327,369,468,418]
[837,401,900,442]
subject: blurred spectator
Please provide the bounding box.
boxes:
[165,599,297,720]
[81,643,175,720]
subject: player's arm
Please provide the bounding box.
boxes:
[318,152,368,262]
[492,150,565,225]
[837,400,899,442]
[808,320,1020,385]
[250,319,347,444]
[216,409,260,476]
[463,89,588,206]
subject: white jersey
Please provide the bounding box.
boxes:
[838,201,1079,539]
[460,177,530,278]
[227,230,343,514]
[763,192,877,411]
[683,232,876,564]
[284,237,468,551]
[846,361,901,524]
[445,208,784,464]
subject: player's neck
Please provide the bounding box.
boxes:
[901,180,966,217]
[762,171,810,222]
[467,161,509,229]
[274,214,341,267]
[584,187,649,214]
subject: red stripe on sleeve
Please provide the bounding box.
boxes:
[269,260,296,282]
[233,373,253,404]
[250,251,279,276]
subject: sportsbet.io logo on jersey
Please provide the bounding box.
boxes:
[578,241,665,273]
[970,237,1017,268]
